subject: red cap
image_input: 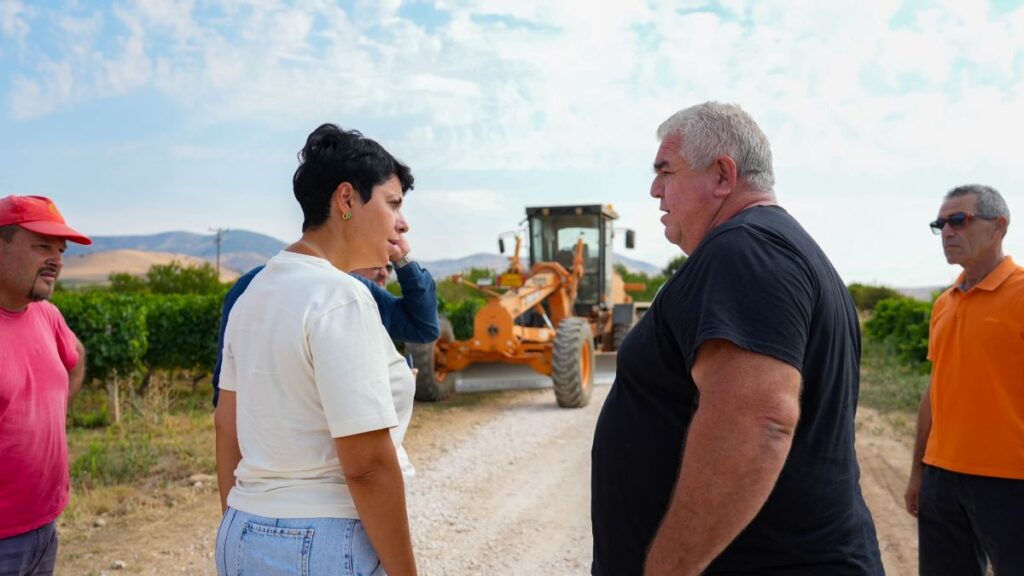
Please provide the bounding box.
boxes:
[0,195,92,245]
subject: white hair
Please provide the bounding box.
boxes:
[656,101,775,193]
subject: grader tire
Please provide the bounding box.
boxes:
[612,322,632,350]
[552,318,594,408]
[409,317,455,402]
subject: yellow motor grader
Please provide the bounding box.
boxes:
[409,204,644,408]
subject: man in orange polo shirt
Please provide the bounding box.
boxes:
[904,184,1024,576]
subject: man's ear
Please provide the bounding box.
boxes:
[995,216,1010,239]
[711,155,738,198]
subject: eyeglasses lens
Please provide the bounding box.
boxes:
[930,212,969,234]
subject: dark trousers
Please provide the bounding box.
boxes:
[919,464,1024,576]
[0,522,58,576]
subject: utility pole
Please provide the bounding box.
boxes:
[210,228,227,278]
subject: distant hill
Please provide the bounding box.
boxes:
[895,286,946,301]
[615,253,662,276]
[65,230,663,282]
[421,252,662,279]
[68,230,287,275]
[62,250,240,285]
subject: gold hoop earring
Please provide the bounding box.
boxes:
[342,211,352,220]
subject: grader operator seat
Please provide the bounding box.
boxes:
[554,244,598,315]
[526,204,619,316]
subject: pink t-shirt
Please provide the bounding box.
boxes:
[0,301,79,538]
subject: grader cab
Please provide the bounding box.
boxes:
[409,204,642,408]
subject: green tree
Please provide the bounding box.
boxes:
[614,264,664,301]
[109,272,149,293]
[145,261,223,295]
[662,254,687,277]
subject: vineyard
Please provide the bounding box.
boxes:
[54,260,939,423]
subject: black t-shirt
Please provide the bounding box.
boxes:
[591,206,883,575]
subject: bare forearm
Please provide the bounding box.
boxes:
[214,393,241,513]
[645,410,794,575]
[68,364,85,403]
[215,432,241,513]
[68,341,86,404]
[348,462,416,576]
[910,384,932,477]
[903,384,932,516]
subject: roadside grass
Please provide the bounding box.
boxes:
[62,375,216,527]
[858,337,929,437]
[62,375,513,528]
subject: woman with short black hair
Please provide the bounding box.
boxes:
[215,124,418,576]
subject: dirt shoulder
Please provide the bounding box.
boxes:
[57,387,919,575]
[856,408,919,576]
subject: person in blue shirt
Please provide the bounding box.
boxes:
[211,236,438,407]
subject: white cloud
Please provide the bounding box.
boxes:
[354,0,403,24]
[402,187,518,260]
[6,0,1024,284]
[8,0,1024,173]
[7,8,154,119]
[0,0,29,42]
[8,60,74,119]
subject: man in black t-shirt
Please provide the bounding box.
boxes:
[591,102,884,575]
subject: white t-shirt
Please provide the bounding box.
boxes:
[220,250,415,519]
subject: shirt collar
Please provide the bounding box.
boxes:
[956,256,1017,293]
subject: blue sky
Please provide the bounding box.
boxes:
[1,0,1022,286]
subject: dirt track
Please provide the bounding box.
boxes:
[58,385,919,575]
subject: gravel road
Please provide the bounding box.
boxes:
[407,386,605,575]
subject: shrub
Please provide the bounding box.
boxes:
[143,294,221,375]
[865,297,932,373]
[848,283,904,312]
[441,297,486,340]
[51,292,148,383]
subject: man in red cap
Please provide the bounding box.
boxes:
[0,195,91,576]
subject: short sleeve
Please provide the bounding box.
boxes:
[47,303,80,372]
[219,341,237,392]
[308,297,399,438]
[678,227,815,372]
[927,292,950,362]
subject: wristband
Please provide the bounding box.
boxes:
[395,255,415,269]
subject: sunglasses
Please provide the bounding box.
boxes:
[929,211,999,235]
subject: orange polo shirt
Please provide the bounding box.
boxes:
[924,256,1024,479]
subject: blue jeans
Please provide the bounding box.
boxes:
[0,522,58,576]
[216,507,384,576]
